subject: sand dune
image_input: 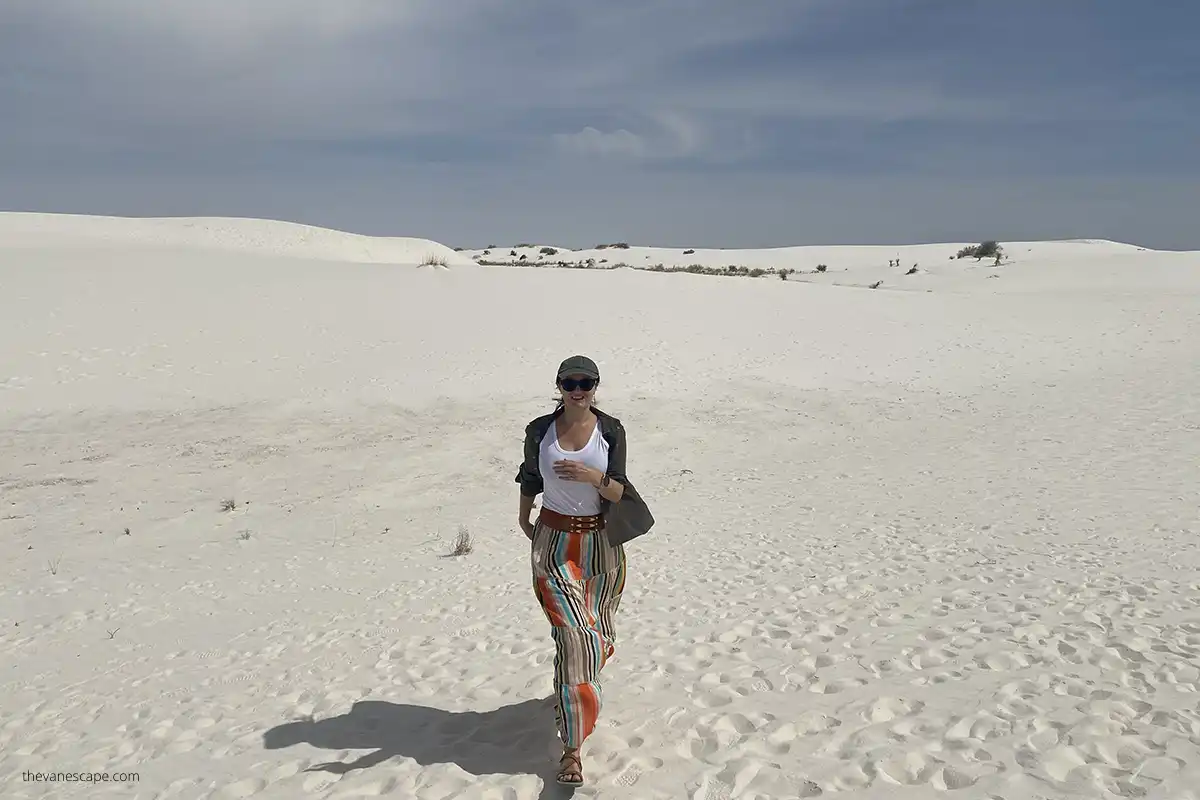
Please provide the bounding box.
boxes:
[2,215,1199,799]
[0,213,474,267]
[465,237,1178,293]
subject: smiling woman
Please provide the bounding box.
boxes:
[514,354,654,786]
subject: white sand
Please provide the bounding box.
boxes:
[2,213,1199,799]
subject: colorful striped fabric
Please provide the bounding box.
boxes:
[531,519,627,748]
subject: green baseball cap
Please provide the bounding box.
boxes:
[557,355,600,381]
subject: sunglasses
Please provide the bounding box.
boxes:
[559,377,597,392]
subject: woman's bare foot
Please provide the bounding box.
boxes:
[556,747,583,785]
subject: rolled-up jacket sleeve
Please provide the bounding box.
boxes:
[516,422,544,497]
[606,421,629,487]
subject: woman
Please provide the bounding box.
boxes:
[515,355,653,786]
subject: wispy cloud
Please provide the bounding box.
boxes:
[553,112,705,161]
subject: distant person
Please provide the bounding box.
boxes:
[515,355,654,786]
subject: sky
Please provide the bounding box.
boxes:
[2,0,1198,250]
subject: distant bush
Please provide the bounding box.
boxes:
[420,253,449,267]
[816,264,828,273]
[540,247,558,255]
[612,242,630,249]
[516,243,534,248]
[474,258,817,281]
[683,249,695,255]
[595,244,609,250]
[509,250,517,256]
[957,240,1003,260]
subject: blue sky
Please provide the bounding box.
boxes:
[2,1,1197,249]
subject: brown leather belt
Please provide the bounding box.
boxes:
[538,506,604,533]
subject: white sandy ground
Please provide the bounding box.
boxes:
[2,214,1199,800]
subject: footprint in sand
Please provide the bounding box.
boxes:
[860,696,925,724]
[613,755,666,787]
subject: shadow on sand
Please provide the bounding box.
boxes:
[263,697,578,799]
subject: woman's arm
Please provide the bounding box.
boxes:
[594,473,625,503]
[519,491,537,536]
[516,421,543,536]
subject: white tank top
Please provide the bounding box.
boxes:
[539,418,609,516]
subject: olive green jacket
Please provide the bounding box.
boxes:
[515,406,655,546]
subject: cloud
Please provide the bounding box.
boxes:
[552,112,706,160]
[555,128,649,159]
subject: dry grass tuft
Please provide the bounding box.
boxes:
[449,525,474,557]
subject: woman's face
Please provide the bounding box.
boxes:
[558,373,597,408]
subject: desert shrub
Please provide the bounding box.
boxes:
[420,254,449,267]
[516,243,533,248]
[749,268,766,277]
[612,242,630,249]
[683,249,695,255]
[540,247,558,255]
[816,264,828,273]
[595,244,609,250]
[957,241,1003,260]
[975,241,1002,260]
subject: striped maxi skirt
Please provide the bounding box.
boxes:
[531,518,627,749]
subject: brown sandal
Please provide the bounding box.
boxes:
[556,748,584,786]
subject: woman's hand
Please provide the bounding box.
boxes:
[520,518,535,540]
[552,459,603,486]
